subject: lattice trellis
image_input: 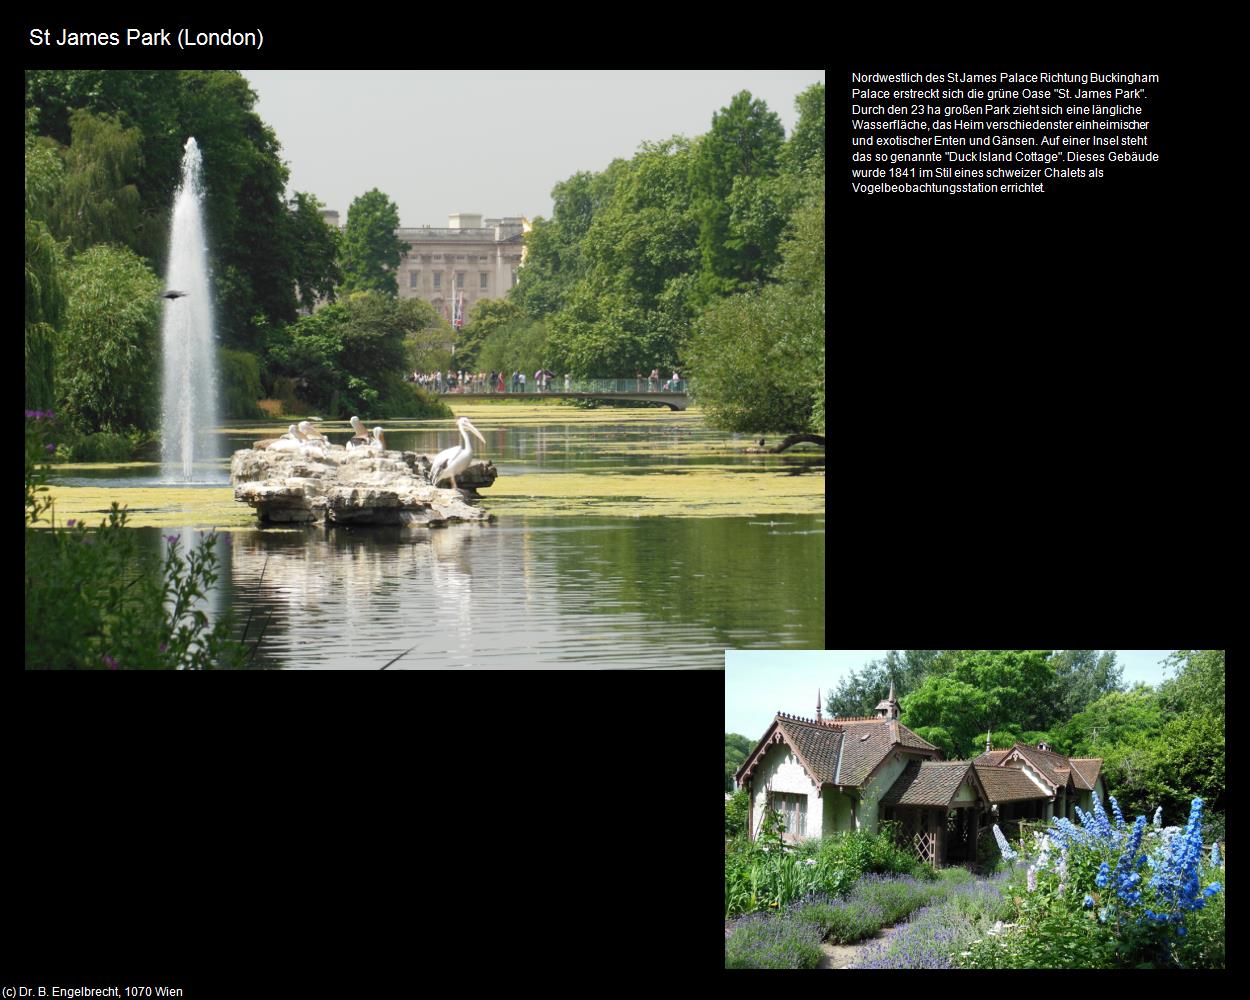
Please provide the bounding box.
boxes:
[911,831,936,866]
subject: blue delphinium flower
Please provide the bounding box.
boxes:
[1095,862,1110,888]
[1109,795,1126,830]
[992,824,1017,861]
[1083,894,1094,908]
[1211,841,1221,867]
[1153,806,1163,828]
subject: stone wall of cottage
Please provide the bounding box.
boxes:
[824,789,855,835]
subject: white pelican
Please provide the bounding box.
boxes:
[269,424,303,452]
[369,426,386,452]
[346,415,372,451]
[298,420,327,443]
[428,416,486,490]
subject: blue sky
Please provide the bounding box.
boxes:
[725,650,1178,740]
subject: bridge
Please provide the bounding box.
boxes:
[426,378,692,411]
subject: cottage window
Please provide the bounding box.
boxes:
[772,792,807,837]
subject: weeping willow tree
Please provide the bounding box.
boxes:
[25,129,67,412]
[48,109,144,255]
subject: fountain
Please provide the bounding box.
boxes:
[161,137,219,482]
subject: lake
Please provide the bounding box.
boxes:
[42,401,824,668]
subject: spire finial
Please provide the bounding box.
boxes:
[816,689,822,722]
[986,728,992,753]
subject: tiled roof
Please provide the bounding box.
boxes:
[774,715,843,785]
[880,761,978,807]
[973,750,1010,765]
[973,765,1050,804]
[835,717,940,753]
[736,713,940,790]
[1068,758,1102,790]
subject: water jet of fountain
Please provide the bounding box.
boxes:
[161,138,219,482]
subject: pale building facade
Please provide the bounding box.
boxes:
[321,211,528,325]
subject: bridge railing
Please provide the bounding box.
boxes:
[419,377,688,395]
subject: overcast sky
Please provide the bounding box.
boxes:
[239,70,824,228]
[725,650,1179,739]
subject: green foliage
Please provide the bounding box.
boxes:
[690,91,785,302]
[219,348,265,419]
[340,189,407,296]
[1099,712,1226,818]
[454,297,521,369]
[543,138,700,376]
[1048,650,1126,722]
[25,417,242,669]
[724,911,824,969]
[964,905,1120,968]
[26,70,301,349]
[1173,864,1225,969]
[1049,685,1165,757]
[849,876,931,925]
[1159,649,1224,718]
[26,129,68,412]
[267,292,451,418]
[725,788,750,838]
[781,82,825,177]
[66,430,149,463]
[288,192,341,312]
[58,244,162,435]
[804,899,884,945]
[725,732,753,792]
[684,179,823,435]
[47,109,144,254]
[482,319,550,377]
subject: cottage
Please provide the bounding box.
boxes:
[733,685,1106,866]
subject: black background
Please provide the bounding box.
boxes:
[19,15,1227,989]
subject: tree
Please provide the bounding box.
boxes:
[725,733,754,792]
[47,109,143,255]
[267,291,448,418]
[57,245,162,434]
[340,189,407,296]
[689,91,785,303]
[1158,649,1224,718]
[684,177,823,435]
[454,297,521,369]
[26,126,67,412]
[543,137,701,376]
[1047,650,1126,722]
[1046,685,1165,757]
[287,192,341,312]
[512,163,627,319]
[781,82,825,177]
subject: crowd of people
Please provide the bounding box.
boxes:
[403,368,684,393]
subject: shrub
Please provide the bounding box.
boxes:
[809,899,886,945]
[725,912,823,970]
[219,348,265,419]
[25,414,243,669]
[725,789,750,839]
[850,874,931,925]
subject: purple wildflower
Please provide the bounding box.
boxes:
[103,654,119,670]
[66,519,76,527]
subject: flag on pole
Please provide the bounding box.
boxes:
[454,290,465,329]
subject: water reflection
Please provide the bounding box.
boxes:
[137,514,823,668]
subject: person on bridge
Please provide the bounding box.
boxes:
[564,373,571,391]
[649,368,659,392]
[519,371,526,393]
